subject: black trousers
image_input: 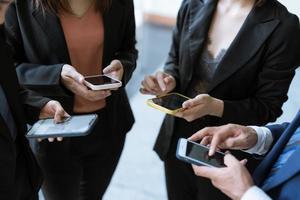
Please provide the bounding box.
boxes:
[0,152,38,200]
[35,110,126,200]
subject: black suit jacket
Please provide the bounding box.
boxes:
[5,0,138,136]
[0,28,49,198]
[155,0,300,160]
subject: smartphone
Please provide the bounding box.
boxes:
[147,93,190,115]
[84,75,122,90]
[176,138,225,167]
[26,114,98,139]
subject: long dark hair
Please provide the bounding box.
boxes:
[33,0,112,14]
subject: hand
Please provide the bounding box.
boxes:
[61,64,111,101]
[189,124,258,156]
[175,94,224,122]
[192,154,254,200]
[140,71,176,96]
[103,60,124,81]
[39,100,70,142]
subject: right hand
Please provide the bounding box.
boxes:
[192,154,253,200]
[140,71,176,96]
[189,124,258,156]
[61,64,111,101]
[39,100,70,143]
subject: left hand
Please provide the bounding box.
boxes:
[39,100,70,142]
[192,154,254,200]
[175,94,224,122]
[103,60,124,81]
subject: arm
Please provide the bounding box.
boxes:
[243,126,273,155]
[113,0,138,86]
[189,122,291,156]
[19,87,51,124]
[241,186,272,200]
[5,3,72,99]
[266,123,290,143]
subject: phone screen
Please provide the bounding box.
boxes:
[186,141,225,167]
[85,76,118,85]
[152,94,189,110]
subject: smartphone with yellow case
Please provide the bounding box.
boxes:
[147,93,190,115]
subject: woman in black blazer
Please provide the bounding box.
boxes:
[141,0,300,199]
[5,0,137,199]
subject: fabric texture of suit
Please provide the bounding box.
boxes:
[153,0,300,199]
[252,110,300,199]
[5,0,138,199]
[155,0,300,160]
[0,26,50,200]
[5,0,137,136]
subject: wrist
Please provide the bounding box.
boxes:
[210,98,224,117]
[246,127,258,149]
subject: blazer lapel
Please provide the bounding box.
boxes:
[103,0,125,67]
[207,3,279,92]
[186,0,217,88]
[253,112,300,186]
[263,148,300,191]
[32,8,70,64]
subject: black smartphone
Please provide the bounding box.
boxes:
[176,138,225,167]
[147,93,190,115]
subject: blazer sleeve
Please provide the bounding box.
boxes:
[5,4,69,95]
[19,87,51,124]
[218,15,300,126]
[267,123,291,143]
[163,0,189,89]
[5,3,73,111]
[113,0,138,86]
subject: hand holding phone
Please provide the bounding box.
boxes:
[176,138,225,167]
[84,75,122,91]
[103,60,124,81]
[26,114,98,139]
[147,93,190,115]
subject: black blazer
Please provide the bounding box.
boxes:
[5,0,138,136]
[155,0,300,160]
[0,29,49,197]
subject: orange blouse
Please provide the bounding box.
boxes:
[60,6,106,113]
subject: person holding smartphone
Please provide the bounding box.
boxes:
[189,109,300,200]
[140,0,300,199]
[5,0,137,199]
[0,1,68,199]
